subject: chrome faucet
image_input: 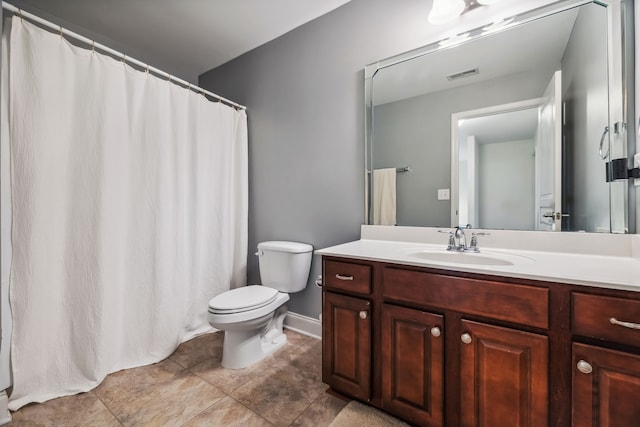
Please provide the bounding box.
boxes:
[440,225,489,252]
[452,226,467,251]
[439,225,468,251]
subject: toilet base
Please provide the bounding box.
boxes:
[221,305,289,369]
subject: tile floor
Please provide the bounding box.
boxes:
[8,330,349,427]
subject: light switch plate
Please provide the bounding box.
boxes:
[635,153,640,187]
[438,188,450,200]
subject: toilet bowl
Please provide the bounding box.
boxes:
[208,241,313,369]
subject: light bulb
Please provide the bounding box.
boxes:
[428,0,466,25]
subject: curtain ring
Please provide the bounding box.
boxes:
[145,66,150,75]
[59,25,64,38]
[91,41,96,52]
[121,54,126,64]
[18,9,24,22]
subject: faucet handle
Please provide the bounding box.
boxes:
[447,235,456,251]
[472,232,490,237]
[467,232,490,252]
[438,229,457,250]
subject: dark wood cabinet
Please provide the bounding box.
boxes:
[572,342,640,427]
[459,320,548,427]
[571,291,640,426]
[322,290,371,401]
[321,255,640,426]
[381,304,444,426]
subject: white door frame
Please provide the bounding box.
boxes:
[451,98,543,227]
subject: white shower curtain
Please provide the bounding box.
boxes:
[3,19,248,410]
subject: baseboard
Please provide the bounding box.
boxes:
[284,311,321,340]
[0,391,11,425]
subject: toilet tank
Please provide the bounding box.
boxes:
[257,241,313,293]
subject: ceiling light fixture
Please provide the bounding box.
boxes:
[429,0,508,25]
[428,0,466,25]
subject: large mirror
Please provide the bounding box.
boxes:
[365,0,633,233]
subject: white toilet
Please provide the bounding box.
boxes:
[208,241,313,369]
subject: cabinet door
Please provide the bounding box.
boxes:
[573,343,640,427]
[322,291,371,400]
[381,304,444,427]
[460,320,548,427]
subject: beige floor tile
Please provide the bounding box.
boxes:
[94,358,185,409]
[169,332,224,369]
[9,392,113,427]
[107,371,226,427]
[230,362,328,427]
[79,409,123,427]
[290,392,348,427]
[182,395,273,427]
[282,330,313,348]
[8,330,328,427]
[190,352,279,395]
[287,339,322,382]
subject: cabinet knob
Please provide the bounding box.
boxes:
[430,327,441,337]
[576,360,593,374]
[359,310,368,320]
[461,333,472,344]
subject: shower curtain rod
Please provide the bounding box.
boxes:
[1,1,247,110]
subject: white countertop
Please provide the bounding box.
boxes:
[316,238,640,293]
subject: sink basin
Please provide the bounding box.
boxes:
[407,250,532,266]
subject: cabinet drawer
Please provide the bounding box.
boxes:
[324,260,372,295]
[383,268,549,329]
[573,292,640,348]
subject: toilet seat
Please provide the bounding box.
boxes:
[209,285,278,314]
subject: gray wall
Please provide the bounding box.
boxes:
[372,70,551,227]
[561,3,610,232]
[199,0,434,318]
[198,0,563,319]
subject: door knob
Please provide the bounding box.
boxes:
[461,333,472,344]
[359,311,368,320]
[430,327,441,337]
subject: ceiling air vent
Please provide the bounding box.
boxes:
[446,68,479,81]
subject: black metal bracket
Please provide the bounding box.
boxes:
[605,158,640,182]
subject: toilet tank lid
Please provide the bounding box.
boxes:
[258,241,313,253]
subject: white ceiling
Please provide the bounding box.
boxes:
[7,0,352,83]
[373,7,579,106]
[460,107,539,147]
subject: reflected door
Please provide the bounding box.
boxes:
[535,70,563,231]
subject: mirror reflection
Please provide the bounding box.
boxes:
[367,1,629,233]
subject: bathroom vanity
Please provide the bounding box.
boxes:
[317,228,640,427]
[341,0,640,424]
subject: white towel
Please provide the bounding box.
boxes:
[373,168,396,225]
